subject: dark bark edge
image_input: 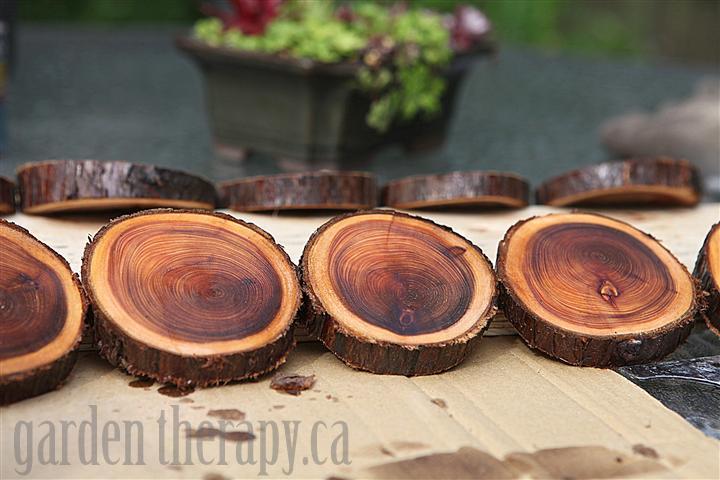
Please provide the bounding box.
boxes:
[299,209,498,376]
[81,208,301,387]
[496,212,700,367]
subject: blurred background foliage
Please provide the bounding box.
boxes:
[18,0,720,65]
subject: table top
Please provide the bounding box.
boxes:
[1,205,718,479]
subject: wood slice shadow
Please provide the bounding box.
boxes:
[0,220,87,404]
[536,157,701,207]
[300,209,498,376]
[220,171,377,213]
[81,209,301,387]
[382,171,529,210]
[694,222,720,336]
[17,160,217,215]
[496,212,698,367]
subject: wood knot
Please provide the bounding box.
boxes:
[17,273,40,290]
[399,308,415,327]
[447,246,467,257]
[599,280,620,305]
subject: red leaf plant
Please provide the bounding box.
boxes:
[201,0,283,35]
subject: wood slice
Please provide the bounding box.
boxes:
[383,171,529,210]
[220,171,377,212]
[0,220,87,404]
[497,212,698,367]
[81,209,301,387]
[300,210,497,375]
[694,222,720,336]
[536,157,701,207]
[0,176,16,214]
[18,160,217,214]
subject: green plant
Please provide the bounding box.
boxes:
[192,1,481,132]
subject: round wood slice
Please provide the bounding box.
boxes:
[383,171,529,209]
[497,212,698,367]
[536,157,701,207]
[0,176,16,214]
[81,209,301,387]
[300,210,497,375]
[0,220,87,404]
[18,160,217,214]
[694,222,720,336]
[220,171,377,212]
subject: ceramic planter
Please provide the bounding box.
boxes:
[177,37,493,166]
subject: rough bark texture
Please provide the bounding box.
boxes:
[82,209,300,387]
[496,213,698,367]
[220,171,377,212]
[92,311,295,387]
[0,176,15,214]
[0,220,87,405]
[693,222,720,335]
[18,160,217,213]
[300,210,498,376]
[314,318,489,376]
[1,349,80,405]
[536,157,701,207]
[498,284,695,367]
[383,171,529,209]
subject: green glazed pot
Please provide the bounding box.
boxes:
[176,37,493,164]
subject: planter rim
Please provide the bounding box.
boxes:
[175,36,496,77]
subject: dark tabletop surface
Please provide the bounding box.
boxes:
[2,25,719,438]
[3,25,719,183]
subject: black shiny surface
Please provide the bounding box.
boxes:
[618,326,720,439]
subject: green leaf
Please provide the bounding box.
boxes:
[193,18,223,46]
[192,1,455,131]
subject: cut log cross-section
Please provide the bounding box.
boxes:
[694,223,720,336]
[301,210,497,375]
[82,209,301,387]
[536,157,701,207]
[18,160,217,214]
[220,171,377,212]
[383,171,529,210]
[497,213,698,367]
[0,220,86,404]
[0,176,15,214]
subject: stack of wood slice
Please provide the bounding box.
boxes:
[694,223,720,336]
[301,210,497,375]
[220,171,377,212]
[0,220,87,404]
[82,209,301,386]
[383,171,529,210]
[0,177,15,214]
[496,212,698,367]
[536,157,701,207]
[18,160,216,214]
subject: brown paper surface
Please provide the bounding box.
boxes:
[1,205,718,478]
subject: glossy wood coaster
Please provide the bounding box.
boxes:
[497,212,698,367]
[0,220,86,404]
[81,209,301,387]
[536,157,701,207]
[18,160,216,214]
[694,222,720,336]
[300,210,497,376]
[0,176,15,214]
[220,171,377,212]
[383,171,529,210]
